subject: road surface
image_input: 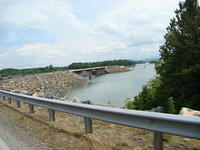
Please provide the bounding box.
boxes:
[0,137,10,150]
[0,103,49,150]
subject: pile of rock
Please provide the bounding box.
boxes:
[105,66,131,73]
[179,107,200,117]
[0,71,85,98]
[59,97,81,103]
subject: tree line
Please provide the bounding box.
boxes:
[0,65,67,77]
[0,60,134,77]
[68,59,134,69]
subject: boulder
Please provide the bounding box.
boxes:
[179,107,200,117]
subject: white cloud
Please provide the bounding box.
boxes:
[0,0,180,68]
[17,43,65,56]
[98,0,178,39]
[83,0,179,57]
[16,43,67,65]
[82,42,129,54]
[0,0,83,33]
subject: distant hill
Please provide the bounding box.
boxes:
[130,57,159,64]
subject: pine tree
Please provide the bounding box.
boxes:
[157,0,200,111]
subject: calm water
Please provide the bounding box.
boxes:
[66,64,156,107]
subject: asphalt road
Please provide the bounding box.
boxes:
[0,103,48,150]
[0,137,10,150]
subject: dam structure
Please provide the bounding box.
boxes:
[70,67,108,78]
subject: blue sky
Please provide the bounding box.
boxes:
[0,0,180,69]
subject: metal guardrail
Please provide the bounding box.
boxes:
[0,89,200,150]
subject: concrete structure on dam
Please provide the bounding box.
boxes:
[70,67,108,78]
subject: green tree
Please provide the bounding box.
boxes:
[126,77,161,110]
[157,0,200,111]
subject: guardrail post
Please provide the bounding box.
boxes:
[154,132,163,150]
[8,98,11,104]
[28,104,34,114]
[16,100,21,108]
[81,100,93,133]
[2,96,5,101]
[48,109,55,121]
[153,106,164,150]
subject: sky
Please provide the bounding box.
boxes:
[0,0,180,69]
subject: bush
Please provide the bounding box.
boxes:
[165,97,176,114]
[125,101,136,110]
[126,77,161,111]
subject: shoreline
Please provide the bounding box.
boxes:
[0,65,131,106]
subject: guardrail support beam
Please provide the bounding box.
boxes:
[81,100,93,133]
[153,106,164,150]
[28,104,34,114]
[154,132,163,150]
[16,101,21,108]
[8,98,11,104]
[2,96,5,100]
[48,109,55,121]
[84,117,92,133]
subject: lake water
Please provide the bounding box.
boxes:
[66,63,156,107]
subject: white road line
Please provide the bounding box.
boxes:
[0,137,10,150]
